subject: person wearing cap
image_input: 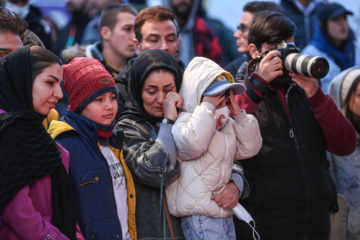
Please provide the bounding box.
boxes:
[303,2,360,94]
[47,57,137,240]
[165,57,262,239]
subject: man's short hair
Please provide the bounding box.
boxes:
[99,4,138,32]
[0,7,28,41]
[248,10,295,51]
[134,6,179,43]
[243,1,283,13]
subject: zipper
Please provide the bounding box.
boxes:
[284,85,311,236]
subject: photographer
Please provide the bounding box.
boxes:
[234,11,356,239]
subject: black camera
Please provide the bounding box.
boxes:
[262,41,329,79]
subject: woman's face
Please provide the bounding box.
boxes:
[327,14,350,44]
[81,91,118,125]
[142,70,176,118]
[32,64,63,115]
[349,82,360,117]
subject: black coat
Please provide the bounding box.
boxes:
[235,83,336,240]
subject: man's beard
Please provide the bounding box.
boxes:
[67,2,86,15]
[172,2,192,19]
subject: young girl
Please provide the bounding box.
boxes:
[48,58,136,240]
[0,45,83,240]
[166,57,262,239]
[328,67,360,239]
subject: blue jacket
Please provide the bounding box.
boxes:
[48,110,137,240]
[280,0,325,50]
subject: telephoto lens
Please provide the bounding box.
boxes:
[283,53,329,79]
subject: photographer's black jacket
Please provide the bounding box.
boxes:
[234,73,356,239]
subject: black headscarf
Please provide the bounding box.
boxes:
[0,46,76,239]
[119,49,182,124]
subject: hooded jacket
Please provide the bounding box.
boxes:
[166,57,262,218]
[85,42,120,77]
[303,29,360,94]
[85,41,135,78]
[48,111,137,240]
[328,67,360,240]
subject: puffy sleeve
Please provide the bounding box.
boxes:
[172,102,216,161]
[232,110,262,160]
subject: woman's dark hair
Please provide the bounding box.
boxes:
[248,10,295,51]
[30,46,62,81]
[344,75,360,134]
[319,19,349,51]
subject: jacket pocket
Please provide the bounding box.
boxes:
[73,170,101,187]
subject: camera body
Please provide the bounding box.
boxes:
[262,41,329,79]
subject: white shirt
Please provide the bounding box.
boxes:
[100,145,130,240]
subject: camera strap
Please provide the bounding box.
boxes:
[244,56,262,104]
[245,77,263,104]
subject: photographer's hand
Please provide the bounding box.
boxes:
[289,72,319,98]
[254,50,283,83]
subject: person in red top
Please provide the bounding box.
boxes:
[164,0,223,66]
[233,10,356,240]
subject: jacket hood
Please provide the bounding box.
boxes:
[328,66,360,115]
[85,41,104,62]
[162,0,200,31]
[180,57,233,113]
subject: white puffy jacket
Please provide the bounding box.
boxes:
[166,57,262,218]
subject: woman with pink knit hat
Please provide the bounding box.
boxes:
[48,57,137,240]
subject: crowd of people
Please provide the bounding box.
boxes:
[0,0,359,240]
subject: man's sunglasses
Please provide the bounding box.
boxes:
[236,24,249,33]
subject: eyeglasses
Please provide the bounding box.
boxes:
[236,24,249,33]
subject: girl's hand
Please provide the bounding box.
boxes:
[227,89,242,116]
[202,94,227,109]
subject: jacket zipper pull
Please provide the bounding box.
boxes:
[289,128,294,138]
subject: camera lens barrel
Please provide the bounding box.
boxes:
[283,53,329,79]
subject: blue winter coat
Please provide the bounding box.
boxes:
[48,110,136,240]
